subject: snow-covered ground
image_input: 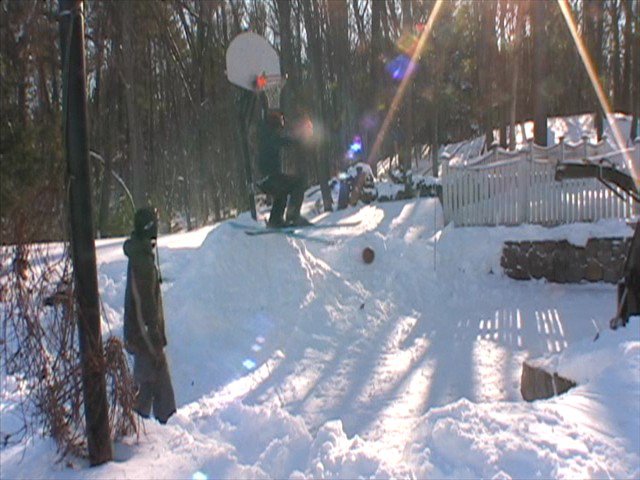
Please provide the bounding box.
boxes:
[1,196,638,479]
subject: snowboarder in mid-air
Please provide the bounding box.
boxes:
[123,207,176,424]
[257,110,312,228]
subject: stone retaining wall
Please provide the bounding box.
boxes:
[501,237,630,283]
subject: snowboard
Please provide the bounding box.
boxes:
[228,220,361,245]
[244,220,361,235]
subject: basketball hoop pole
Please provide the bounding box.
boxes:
[236,89,258,220]
[227,32,285,221]
[233,79,279,223]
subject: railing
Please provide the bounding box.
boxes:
[441,137,639,227]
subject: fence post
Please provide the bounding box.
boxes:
[518,140,533,224]
[441,155,450,224]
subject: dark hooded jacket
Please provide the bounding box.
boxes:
[123,235,167,354]
[257,116,295,177]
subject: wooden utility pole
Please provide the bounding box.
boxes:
[59,0,112,465]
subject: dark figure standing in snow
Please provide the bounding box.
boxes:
[124,207,176,424]
[258,110,311,228]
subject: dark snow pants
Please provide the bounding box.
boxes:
[260,173,305,224]
[133,350,176,424]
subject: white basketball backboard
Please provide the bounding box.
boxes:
[226,32,280,91]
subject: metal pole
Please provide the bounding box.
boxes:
[237,91,258,220]
[59,0,112,465]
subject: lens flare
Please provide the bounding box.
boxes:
[386,55,414,82]
[366,0,445,167]
[350,136,363,153]
[242,359,256,370]
[346,136,363,160]
[557,0,639,191]
[398,31,419,56]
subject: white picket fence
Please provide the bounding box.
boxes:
[441,137,639,227]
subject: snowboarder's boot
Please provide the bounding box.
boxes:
[285,215,312,227]
[267,217,287,228]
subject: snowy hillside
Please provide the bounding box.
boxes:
[1,197,638,479]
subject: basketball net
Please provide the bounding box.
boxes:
[255,73,286,110]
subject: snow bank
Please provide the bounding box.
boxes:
[1,199,638,479]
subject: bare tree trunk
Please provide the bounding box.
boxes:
[119,3,146,207]
[431,110,439,177]
[431,47,443,177]
[399,0,413,172]
[370,0,383,86]
[611,0,622,112]
[622,0,633,113]
[352,0,366,46]
[276,0,296,114]
[17,63,28,128]
[478,1,497,147]
[632,0,639,140]
[366,0,385,174]
[301,0,333,211]
[509,53,520,150]
[195,1,209,224]
[509,1,522,150]
[328,0,351,167]
[293,1,303,90]
[498,2,508,149]
[98,41,120,236]
[532,0,547,146]
[585,0,605,140]
[97,150,113,236]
